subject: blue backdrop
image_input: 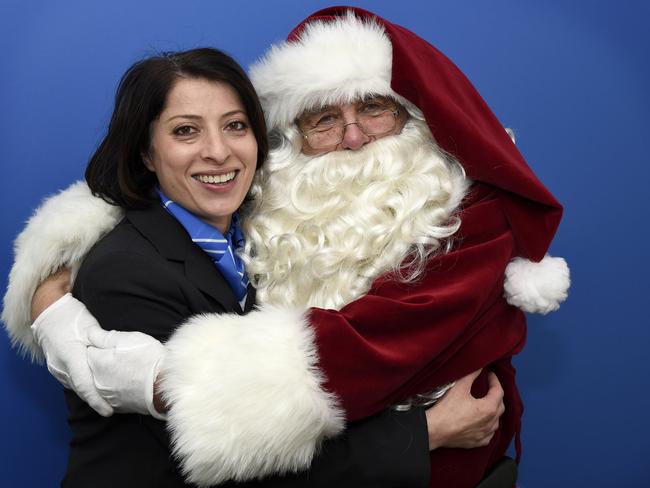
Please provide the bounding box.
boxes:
[1,1,648,486]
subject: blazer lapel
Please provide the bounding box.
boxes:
[243,284,257,313]
[184,244,241,313]
[126,204,241,312]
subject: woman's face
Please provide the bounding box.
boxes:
[144,78,258,233]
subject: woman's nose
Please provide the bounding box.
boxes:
[201,131,232,163]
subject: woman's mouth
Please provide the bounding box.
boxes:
[192,171,237,185]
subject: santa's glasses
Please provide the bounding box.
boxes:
[297,97,401,150]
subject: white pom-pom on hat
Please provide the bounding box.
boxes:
[504,255,570,314]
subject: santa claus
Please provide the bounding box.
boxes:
[3,6,569,488]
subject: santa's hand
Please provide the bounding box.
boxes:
[87,328,166,420]
[31,293,114,417]
[425,369,505,450]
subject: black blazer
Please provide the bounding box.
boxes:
[67,203,430,488]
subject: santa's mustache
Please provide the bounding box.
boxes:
[268,118,442,215]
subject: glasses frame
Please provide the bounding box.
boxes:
[299,107,401,150]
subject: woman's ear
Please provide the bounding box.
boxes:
[142,152,155,172]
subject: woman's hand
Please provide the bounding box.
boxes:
[31,268,72,321]
[425,369,505,450]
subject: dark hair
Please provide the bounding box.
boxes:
[86,48,268,208]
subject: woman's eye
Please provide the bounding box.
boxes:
[173,125,197,136]
[226,120,248,131]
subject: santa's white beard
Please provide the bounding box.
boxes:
[242,118,468,310]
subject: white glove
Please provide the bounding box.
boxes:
[31,293,114,417]
[87,327,167,420]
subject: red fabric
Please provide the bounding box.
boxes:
[287,7,562,486]
[309,184,519,416]
[309,185,525,487]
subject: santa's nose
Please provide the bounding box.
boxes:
[340,122,370,151]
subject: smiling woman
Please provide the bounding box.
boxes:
[84,48,268,214]
[54,47,273,487]
[142,79,258,233]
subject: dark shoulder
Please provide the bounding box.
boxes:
[74,216,182,301]
[82,217,160,264]
[72,217,192,339]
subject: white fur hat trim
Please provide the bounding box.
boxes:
[504,254,570,314]
[250,12,403,131]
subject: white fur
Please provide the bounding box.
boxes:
[504,255,570,314]
[243,118,469,310]
[161,305,345,486]
[2,181,123,359]
[250,12,403,131]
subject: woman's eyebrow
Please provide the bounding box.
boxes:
[165,110,246,123]
[222,109,246,118]
[165,114,202,123]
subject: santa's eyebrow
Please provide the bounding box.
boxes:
[302,96,393,116]
[302,105,336,117]
[358,95,395,106]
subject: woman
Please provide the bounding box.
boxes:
[46,47,494,487]
[61,48,260,486]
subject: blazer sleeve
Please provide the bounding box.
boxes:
[247,408,431,488]
[73,249,192,341]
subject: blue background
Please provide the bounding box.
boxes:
[1,1,648,486]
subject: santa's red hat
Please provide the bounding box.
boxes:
[250,7,569,313]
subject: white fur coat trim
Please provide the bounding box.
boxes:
[250,12,404,131]
[161,305,345,486]
[1,181,123,359]
[504,254,570,314]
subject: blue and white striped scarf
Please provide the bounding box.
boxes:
[157,188,249,301]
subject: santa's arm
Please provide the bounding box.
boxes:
[307,192,569,420]
[160,187,570,476]
[2,182,123,360]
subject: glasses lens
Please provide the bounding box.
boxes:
[360,111,397,136]
[301,103,398,149]
[306,126,344,149]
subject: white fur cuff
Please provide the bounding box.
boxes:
[2,181,123,359]
[161,305,345,486]
[504,254,570,314]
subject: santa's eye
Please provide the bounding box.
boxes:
[359,99,391,115]
[313,113,340,129]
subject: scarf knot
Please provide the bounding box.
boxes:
[158,189,249,301]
